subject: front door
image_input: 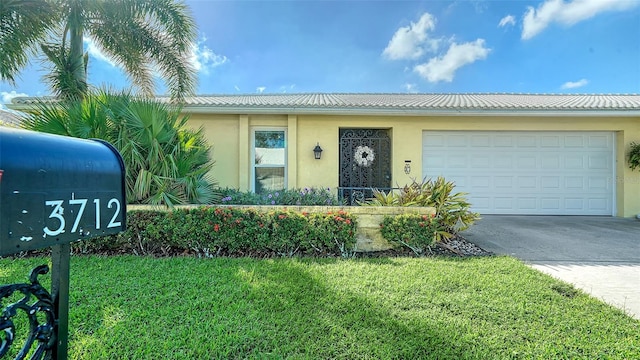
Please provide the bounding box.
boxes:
[339,128,391,204]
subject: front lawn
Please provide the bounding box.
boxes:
[1,256,638,359]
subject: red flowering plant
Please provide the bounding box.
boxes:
[267,210,310,256]
[379,213,441,256]
[93,207,358,258]
[306,210,357,257]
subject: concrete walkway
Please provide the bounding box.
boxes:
[462,216,640,320]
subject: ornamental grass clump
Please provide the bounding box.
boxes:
[379,213,441,256]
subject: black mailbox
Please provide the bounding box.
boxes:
[0,127,126,256]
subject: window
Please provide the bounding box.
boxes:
[252,129,286,193]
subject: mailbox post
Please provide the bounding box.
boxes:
[0,127,126,359]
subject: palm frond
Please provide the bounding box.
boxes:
[0,0,59,83]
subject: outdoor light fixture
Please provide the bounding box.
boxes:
[313,143,323,160]
[404,160,412,175]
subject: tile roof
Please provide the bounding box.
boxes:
[10,93,640,115]
[176,93,640,114]
[0,109,26,126]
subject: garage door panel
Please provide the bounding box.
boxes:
[494,157,513,168]
[565,136,584,147]
[565,177,584,189]
[588,154,610,169]
[494,198,514,210]
[448,135,467,147]
[589,135,611,148]
[494,136,514,147]
[518,198,537,210]
[517,156,537,168]
[541,176,561,189]
[494,176,513,188]
[448,155,467,168]
[470,135,491,147]
[471,155,491,167]
[541,155,560,169]
[517,135,537,147]
[588,177,611,191]
[565,198,584,210]
[564,156,584,169]
[423,131,614,215]
[541,135,561,147]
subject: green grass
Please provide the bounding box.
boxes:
[1,256,638,359]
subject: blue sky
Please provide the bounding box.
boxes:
[2,0,639,104]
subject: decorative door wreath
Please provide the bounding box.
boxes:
[354,145,375,167]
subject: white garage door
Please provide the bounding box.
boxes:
[422,131,615,215]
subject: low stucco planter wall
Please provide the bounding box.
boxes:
[128,205,436,252]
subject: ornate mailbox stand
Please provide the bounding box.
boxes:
[0,128,126,359]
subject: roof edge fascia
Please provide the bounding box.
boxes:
[183,106,640,117]
[8,103,640,118]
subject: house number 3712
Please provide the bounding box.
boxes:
[43,195,122,237]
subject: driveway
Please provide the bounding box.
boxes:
[461,215,640,320]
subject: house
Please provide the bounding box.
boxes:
[0,109,25,127]
[11,93,640,217]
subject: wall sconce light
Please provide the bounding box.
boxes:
[313,143,323,160]
[404,160,411,175]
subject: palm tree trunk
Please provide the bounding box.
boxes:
[67,3,88,99]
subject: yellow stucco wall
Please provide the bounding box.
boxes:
[186,112,640,217]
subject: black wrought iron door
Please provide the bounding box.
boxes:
[339,129,391,204]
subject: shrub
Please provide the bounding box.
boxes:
[72,210,169,255]
[379,213,441,256]
[75,208,357,258]
[306,210,357,257]
[268,211,310,256]
[216,187,339,206]
[363,177,479,242]
[628,142,640,171]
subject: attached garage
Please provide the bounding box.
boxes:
[422,131,615,215]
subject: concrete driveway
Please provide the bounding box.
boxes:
[461,216,640,320]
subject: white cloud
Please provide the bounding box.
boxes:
[1,91,29,104]
[522,0,639,40]
[499,15,516,27]
[382,13,441,60]
[278,84,296,93]
[561,78,589,89]
[84,37,117,67]
[414,39,490,83]
[191,34,228,75]
[403,83,418,93]
[256,86,266,94]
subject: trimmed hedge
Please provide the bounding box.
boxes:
[73,207,357,258]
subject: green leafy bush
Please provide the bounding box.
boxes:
[268,211,310,256]
[364,177,480,242]
[379,213,441,256]
[306,210,357,257]
[628,142,640,171]
[76,208,357,258]
[216,187,340,206]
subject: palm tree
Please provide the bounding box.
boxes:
[0,0,197,101]
[22,89,218,206]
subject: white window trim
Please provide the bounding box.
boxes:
[251,127,287,193]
